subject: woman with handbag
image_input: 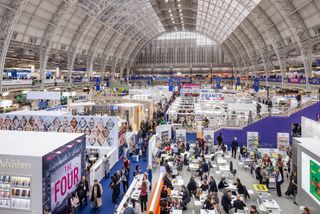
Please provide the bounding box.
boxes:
[70,192,79,214]
[90,179,103,214]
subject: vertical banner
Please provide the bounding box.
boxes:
[168,78,174,92]
[95,77,101,91]
[277,132,290,154]
[105,77,110,87]
[247,131,259,152]
[236,77,241,86]
[254,77,259,92]
[216,77,221,90]
[177,79,181,91]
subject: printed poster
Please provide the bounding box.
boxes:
[310,159,320,202]
[0,114,118,149]
[176,129,187,144]
[203,129,214,143]
[247,132,259,152]
[277,132,290,153]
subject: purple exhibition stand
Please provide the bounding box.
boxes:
[213,101,320,148]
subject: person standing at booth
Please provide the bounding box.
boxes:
[103,154,110,179]
[275,168,283,197]
[231,137,238,158]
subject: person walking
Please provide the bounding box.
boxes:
[121,166,129,192]
[103,154,110,179]
[77,176,89,206]
[216,133,223,146]
[231,137,238,158]
[70,192,80,214]
[275,168,283,197]
[90,179,103,214]
[139,181,148,212]
[285,171,298,204]
[256,103,261,117]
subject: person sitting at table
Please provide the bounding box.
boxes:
[210,191,220,204]
[180,185,191,210]
[163,173,173,190]
[187,176,197,196]
[240,145,248,158]
[262,153,271,167]
[160,185,171,198]
[218,177,229,189]
[123,202,135,214]
[203,196,215,210]
[202,160,209,176]
[183,154,189,166]
[248,205,259,214]
[236,178,245,195]
[160,198,171,214]
[164,160,172,174]
[200,179,209,192]
[221,190,232,214]
[233,194,246,212]
[171,198,180,210]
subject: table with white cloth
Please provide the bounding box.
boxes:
[217,158,227,165]
[200,209,218,214]
[219,165,230,172]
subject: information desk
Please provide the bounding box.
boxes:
[115,174,144,214]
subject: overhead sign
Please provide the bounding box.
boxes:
[200,92,224,101]
[51,155,81,211]
[182,84,200,89]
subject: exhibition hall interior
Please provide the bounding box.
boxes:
[1,0,320,214]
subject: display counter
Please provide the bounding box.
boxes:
[0,131,86,214]
[115,174,144,213]
[88,147,118,186]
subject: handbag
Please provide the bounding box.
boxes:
[96,197,102,207]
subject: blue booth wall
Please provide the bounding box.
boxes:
[213,101,320,148]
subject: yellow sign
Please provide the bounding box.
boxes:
[252,184,269,192]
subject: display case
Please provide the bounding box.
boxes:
[0,175,31,210]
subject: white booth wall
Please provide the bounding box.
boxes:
[294,137,320,213]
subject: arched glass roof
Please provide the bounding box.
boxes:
[157,31,216,46]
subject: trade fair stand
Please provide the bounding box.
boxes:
[0,131,85,214]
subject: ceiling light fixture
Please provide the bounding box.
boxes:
[170,14,173,16]
[179,9,182,12]
[168,9,171,13]
[178,4,181,7]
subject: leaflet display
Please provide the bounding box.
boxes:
[0,175,31,210]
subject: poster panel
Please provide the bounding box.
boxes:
[118,130,127,159]
[277,132,290,154]
[51,155,81,211]
[247,131,259,152]
[0,114,118,149]
[176,129,187,144]
[203,129,214,143]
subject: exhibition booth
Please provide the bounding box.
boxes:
[293,137,320,213]
[0,112,120,185]
[0,131,86,214]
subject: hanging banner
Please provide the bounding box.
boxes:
[95,77,101,91]
[168,78,174,92]
[176,129,187,144]
[105,78,110,87]
[247,131,259,152]
[236,77,241,86]
[254,78,259,92]
[277,132,290,154]
[216,77,221,90]
[203,129,214,143]
[200,92,224,101]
